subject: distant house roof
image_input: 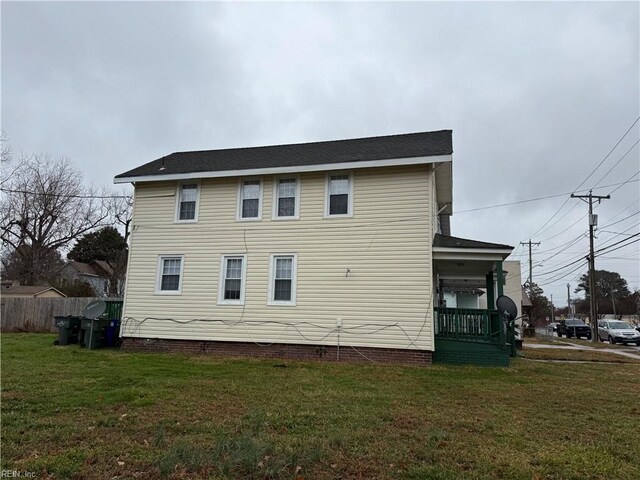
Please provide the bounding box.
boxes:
[2,285,66,297]
[67,261,100,276]
[63,261,112,278]
[92,260,114,277]
[114,130,453,182]
[433,233,513,250]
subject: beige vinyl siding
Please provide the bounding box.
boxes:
[122,164,435,350]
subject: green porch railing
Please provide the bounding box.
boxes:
[434,307,505,345]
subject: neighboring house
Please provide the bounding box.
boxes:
[56,260,113,296]
[1,283,66,298]
[478,260,524,316]
[114,130,516,366]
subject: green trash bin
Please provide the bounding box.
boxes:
[80,317,111,350]
[54,315,82,346]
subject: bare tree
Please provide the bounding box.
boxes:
[107,193,133,296]
[1,130,20,187]
[1,130,11,164]
[1,153,111,285]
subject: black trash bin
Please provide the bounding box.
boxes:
[80,317,111,350]
[54,315,83,346]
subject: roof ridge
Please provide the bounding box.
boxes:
[168,130,453,157]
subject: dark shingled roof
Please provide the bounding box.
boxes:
[115,130,452,180]
[433,233,513,250]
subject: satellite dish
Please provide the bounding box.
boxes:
[496,295,518,321]
[83,300,107,319]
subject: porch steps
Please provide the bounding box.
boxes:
[433,339,510,367]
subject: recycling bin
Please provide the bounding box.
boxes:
[53,315,83,346]
[80,317,111,350]
[104,319,122,348]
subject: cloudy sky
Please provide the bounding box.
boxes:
[2,1,639,306]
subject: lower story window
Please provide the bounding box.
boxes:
[219,255,246,304]
[269,254,297,305]
[156,256,184,294]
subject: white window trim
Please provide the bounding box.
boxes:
[218,254,248,305]
[174,181,201,223]
[236,177,263,222]
[324,171,354,218]
[272,175,301,220]
[267,253,298,306]
[155,254,185,295]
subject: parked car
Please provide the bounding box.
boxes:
[598,320,640,345]
[547,322,559,333]
[557,318,592,339]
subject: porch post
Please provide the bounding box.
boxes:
[485,272,495,309]
[496,261,504,298]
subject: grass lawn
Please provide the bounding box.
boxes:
[2,334,639,480]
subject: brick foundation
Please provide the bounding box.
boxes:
[122,337,432,366]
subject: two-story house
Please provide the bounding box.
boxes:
[114,130,516,366]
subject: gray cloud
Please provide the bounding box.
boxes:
[2,1,638,303]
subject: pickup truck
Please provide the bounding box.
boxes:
[557,318,592,340]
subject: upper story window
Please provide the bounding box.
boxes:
[238,179,262,220]
[176,183,200,222]
[325,173,353,217]
[156,255,184,294]
[218,254,247,305]
[273,177,300,220]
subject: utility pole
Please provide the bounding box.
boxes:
[520,239,541,289]
[567,283,571,316]
[611,288,616,317]
[571,190,610,342]
[550,294,555,323]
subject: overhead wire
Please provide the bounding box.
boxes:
[592,139,640,188]
[0,187,131,199]
[453,180,637,214]
[523,116,640,239]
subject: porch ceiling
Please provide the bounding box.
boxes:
[433,250,512,289]
[432,234,513,288]
[434,258,498,289]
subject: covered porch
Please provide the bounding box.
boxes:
[431,234,515,366]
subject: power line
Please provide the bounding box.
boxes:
[0,188,131,200]
[535,254,587,277]
[539,199,638,247]
[594,232,640,254]
[608,169,640,196]
[532,223,637,278]
[574,117,639,190]
[593,138,640,188]
[536,221,639,275]
[454,180,637,214]
[596,237,639,257]
[537,260,588,287]
[535,203,583,240]
[599,210,640,230]
[525,116,640,238]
